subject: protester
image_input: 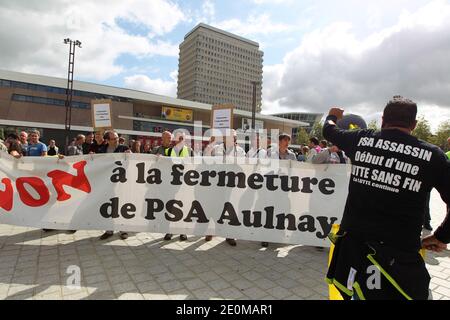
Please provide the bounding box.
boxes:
[267,133,297,160]
[297,146,309,162]
[324,96,450,300]
[203,136,216,157]
[82,132,94,155]
[246,132,269,247]
[19,131,28,156]
[67,134,85,156]
[163,131,193,242]
[5,134,22,158]
[131,140,142,154]
[246,132,267,159]
[211,130,246,158]
[128,139,136,149]
[306,137,322,163]
[311,143,348,164]
[26,130,51,231]
[152,131,172,155]
[207,129,246,246]
[97,130,132,240]
[143,142,152,154]
[265,133,296,248]
[319,139,328,149]
[47,139,59,156]
[26,130,47,157]
[309,142,348,251]
[193,140,203,157]
[164,132,192,157]
[8,142,23,158]
[89,131,107,154]
[118,137,126,146]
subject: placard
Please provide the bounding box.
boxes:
[211,104,234,134]
[91,99,113,130]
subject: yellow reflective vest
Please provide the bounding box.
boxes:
[164,146,190,158]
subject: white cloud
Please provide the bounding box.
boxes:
[202,0,216,22]
[124,71,177,97]
[262,0,450,132]
[192,0,216,25]
[0,0,185,81]
[214,13,294,37]
[252,0,294,4]
[192,1,295,38]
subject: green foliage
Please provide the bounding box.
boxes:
[412,116,433,143]
[309,121,324,141]
[433,120,450,151]
[296,127,310,146]
[368,120,380,131]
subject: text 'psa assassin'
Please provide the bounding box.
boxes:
[324,96,450,300]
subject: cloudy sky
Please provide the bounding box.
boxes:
[1,0,449,131]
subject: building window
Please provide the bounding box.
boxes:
[1,79,131,103]
[11,94,90,109]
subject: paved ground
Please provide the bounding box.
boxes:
[0,190,449,300]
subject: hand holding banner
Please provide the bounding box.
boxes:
[0,154,350,247]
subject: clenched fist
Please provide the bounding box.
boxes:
[328,107,344,120]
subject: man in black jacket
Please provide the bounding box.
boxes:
[97,130,131,240]
[324,96,450,300]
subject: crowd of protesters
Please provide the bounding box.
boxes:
[1,127,448,247]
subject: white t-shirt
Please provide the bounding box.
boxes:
[246,147,267,159]
[212,143,246,158]
[203,143,216,157]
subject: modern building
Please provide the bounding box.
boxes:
[0,69,306,152]
[177,23,263,113]
[271,112,324,141]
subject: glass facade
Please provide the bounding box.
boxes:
[274,113,323,139]
[11,94,90,109]
[0,79,132,102]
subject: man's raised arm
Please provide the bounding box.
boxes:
[322,107,360,158]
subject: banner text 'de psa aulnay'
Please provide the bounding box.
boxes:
[0,154,351,247]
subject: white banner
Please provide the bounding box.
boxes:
[0,154,350,247]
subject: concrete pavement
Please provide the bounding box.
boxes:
[0,190,448,300]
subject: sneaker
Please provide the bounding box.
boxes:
[119,232,128,240]
[205,235,213,242]
[100,231,114,240]
[164,233,173,241]
[261,242,269,248]
[226,238,237,247]
[179,234,187,241]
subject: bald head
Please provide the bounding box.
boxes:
[161,131,172,147]
[19,131,28,144]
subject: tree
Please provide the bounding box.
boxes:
[368,120,380,131]
[412,116,433,143]
[309,121,324,141]
[296,127,310,146]
[433,120,450,151]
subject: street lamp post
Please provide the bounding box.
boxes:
[250,81,260,131]
[63,38,82,154]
